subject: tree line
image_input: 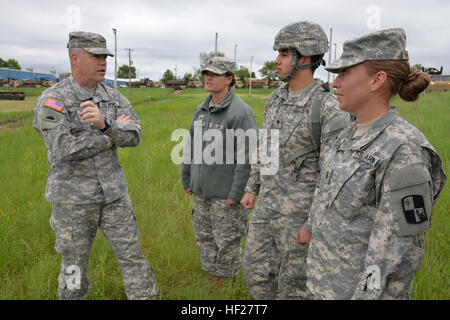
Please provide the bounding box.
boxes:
[117,51,278,85]
[0,58,21,70]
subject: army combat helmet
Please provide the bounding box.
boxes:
[273,21,329,81]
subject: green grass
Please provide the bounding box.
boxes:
[0,88,448,300]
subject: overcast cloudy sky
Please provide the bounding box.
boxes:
[1,0,449,82]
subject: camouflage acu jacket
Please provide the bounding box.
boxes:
[33,76,141,204]
[306,108,447,299]
[244,79,350,215]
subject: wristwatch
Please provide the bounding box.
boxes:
[101,117,112,132]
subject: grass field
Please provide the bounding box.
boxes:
[0,87,448,300]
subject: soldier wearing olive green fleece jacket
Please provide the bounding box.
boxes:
[181,58,257,279]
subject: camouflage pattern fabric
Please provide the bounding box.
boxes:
[33,75,158,299]
[182,89,256,280]
[279,205,313,300]
[192,196,248,277]
[273,21,329,56]
[306,108,446,299]
[67,31,113,56]
[33,76,141,204]
[326,28,409,73]
[243,80,351,299]
[201,56,236,75]
[51,195,158,300]
[243,205,286,300]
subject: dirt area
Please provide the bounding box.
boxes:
[0,97,37,113]
[0,117,31,131]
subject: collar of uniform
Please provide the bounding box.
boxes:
[70,75,96,102]
[276,79,323,108]
[202,89,235,113]
[70,76,110,104]
[343,107,399,151]
[92,82,111,104]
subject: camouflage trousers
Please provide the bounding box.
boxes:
[192,196,248,277]
[279,210,313,300]
[243,205,286,300]
[50,195,158,300]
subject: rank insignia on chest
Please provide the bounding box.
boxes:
[402,195,427,224]
[353,150,380,166]
[44,98,64,112]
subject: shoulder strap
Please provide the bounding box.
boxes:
[281,94,325,169]
[309,96,322,150]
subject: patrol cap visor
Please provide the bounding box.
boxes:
[83,47,114,57]
[201,66,228,75]
[325,56,365,73]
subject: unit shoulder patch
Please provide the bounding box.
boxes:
[402,195,427,224]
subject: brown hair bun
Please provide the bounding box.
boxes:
[399,68,430,102]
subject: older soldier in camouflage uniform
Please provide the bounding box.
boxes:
[33,31,158,300]
[299,28,447,299]
[241,21,351,299]
[181,57,257,289]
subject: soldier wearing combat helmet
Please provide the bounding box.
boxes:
[241,21,351,299]
[300,28,447,299]
[33,31,159,300]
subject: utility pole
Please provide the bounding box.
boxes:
[234,44,238,64]
[112,28,117,89]
[327,28,333,84]
[333,43,337,81]
[124,48,133,95]
[249,56,254,96]
[215,32,218,54]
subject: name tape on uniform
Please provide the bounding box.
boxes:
[353,150,380,166]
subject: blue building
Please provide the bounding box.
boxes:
[103,78,139,88]
[0,68,57,82]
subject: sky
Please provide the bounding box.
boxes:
[1,0,449,82]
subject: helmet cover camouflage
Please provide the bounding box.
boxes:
[201,57,236,75]
[273,21,329,56]
[326,28,409,73]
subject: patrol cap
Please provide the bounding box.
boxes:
[67,31,114,57]
[326,28,409,73]
[201,57,236,75]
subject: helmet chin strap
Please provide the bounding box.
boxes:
[279,50,324,82]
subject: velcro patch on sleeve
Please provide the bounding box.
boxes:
[44,98,65,112]
[39,108,64,130]
[384,166,432,236]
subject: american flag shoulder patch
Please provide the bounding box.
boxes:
[44,98,64,112]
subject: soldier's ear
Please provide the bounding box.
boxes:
[369,70,387,92]
[70,50,80,68]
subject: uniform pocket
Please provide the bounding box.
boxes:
[50,213,74,255]
[328,162,363,220]
[278,112,306,146]
[99,101,117,120]
[384,167,432,236]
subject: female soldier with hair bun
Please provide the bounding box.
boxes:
[297,28,447,299]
